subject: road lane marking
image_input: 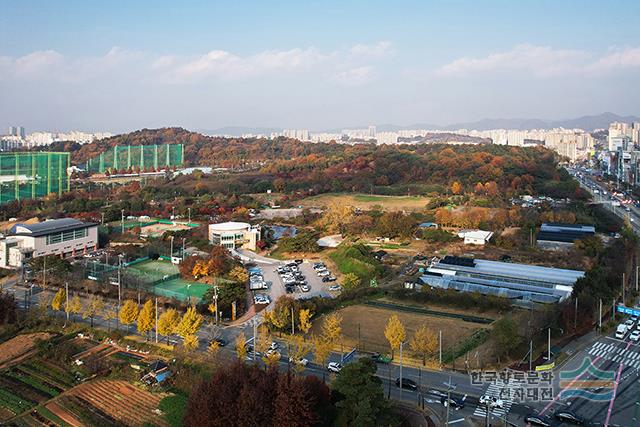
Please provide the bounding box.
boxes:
[539,355,602,415]
[447,419,464,425]
[604,360,625,427]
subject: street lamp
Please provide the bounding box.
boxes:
[443,377,457,427]
[121,209,125,234]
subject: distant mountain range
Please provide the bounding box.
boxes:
[198,112,639,136]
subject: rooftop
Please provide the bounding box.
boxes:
[209,221,252,232]
[10,218,96,237]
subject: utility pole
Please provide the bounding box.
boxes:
[445,376,456,427]
[64,282,69,328]
[599,298,603,330]
[636,265,639,293]
[101,212,105,226]
[439,330,442,366]
[188,207,191,223]
[574,297,578,330]
[213,285,219,325]
[121,209,125,234]
[155,298,158,343]
[529,339,533,371]
[613,298,616,322]
[548,328,551,362]
[182,238,186,261]
[291,307,295,335]
[399,341,404,401]
[623,273,626,305]
[170,235,174,260]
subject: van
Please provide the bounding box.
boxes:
[616,324,628,339]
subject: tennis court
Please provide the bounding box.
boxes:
[126,258,179,282]
[153,279,211,302]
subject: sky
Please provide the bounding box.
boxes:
[2,0,640,133]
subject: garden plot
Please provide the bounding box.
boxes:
[0,333,54,369]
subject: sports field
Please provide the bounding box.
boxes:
[153,279,211,302]
[299,193,431,212]
[127,259,179,281]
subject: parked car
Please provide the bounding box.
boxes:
[631,330,640,342]
[269,341,279,351]
[300,284,310,292]
[254,294,271,305]
[479,395,504,409]
[371,352,392,364]
[625,318,636,329]
[395,378,418,390]
[553,411,584,425]
[294,259,303,264]
[322,276,337,282]
[327,362,342,373]
[524,414,553,427]
[289,357,309,366]
[317,270,330,277]
[616,323,629,339]
[328,285,342,292]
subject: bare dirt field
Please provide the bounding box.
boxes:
[299,193,431,212]
[66,380,170,427]
[311,304,482,355]
[0,332,54,369]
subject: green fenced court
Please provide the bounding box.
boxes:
[126,258,180,282]
[0,152,70,204]
[153,279,211,302]
[84,144,184,174]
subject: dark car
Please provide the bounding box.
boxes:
[294,259,303,264]
[524,414,553,427]
[395,378,418,391]
[440,395,465,409]
[554,411,584,425]
[285,286,294,294]
[322,276,337,282]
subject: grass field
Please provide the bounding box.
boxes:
[299,193,431,211]
[311,304,483,356]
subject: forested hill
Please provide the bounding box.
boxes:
[72,127,579,198]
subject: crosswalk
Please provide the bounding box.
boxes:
[587,340,640,369]
[473,382,514,419]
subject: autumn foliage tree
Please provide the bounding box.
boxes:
[183,362,332,427]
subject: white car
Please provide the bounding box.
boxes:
[630,330,640,342]
[317,270,330,277]
[289,357,309,366]
[254,295,271,305]
[269,341,279,351]
[616,323,629,339]
[479,395,504,409]
[328,285,342,291]
[626,319,636,329]
[327,362,342,373]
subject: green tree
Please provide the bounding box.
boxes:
[493,316,523,358]
[332,358,387,426]
[137,299,155,339]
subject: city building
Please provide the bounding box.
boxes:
[208,222,261,250]
[8,126,25,138]
[420,255,584,304]
[0,218,98,269]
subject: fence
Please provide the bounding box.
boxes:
[84,144,184,174]
[0,152,70,204]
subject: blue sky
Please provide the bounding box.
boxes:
[2,0,640,132]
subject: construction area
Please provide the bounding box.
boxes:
[0,152,70,204]
[83,144,184,174]
[108,217,199,238]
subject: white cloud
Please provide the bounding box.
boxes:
[436,44,587,78]
[13,50,64,77]
[332,66,374,86]
[350,41,392,58]
[588,47,640,72]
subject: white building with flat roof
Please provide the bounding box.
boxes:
[208,221,261,251]
[0,218,98,268]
